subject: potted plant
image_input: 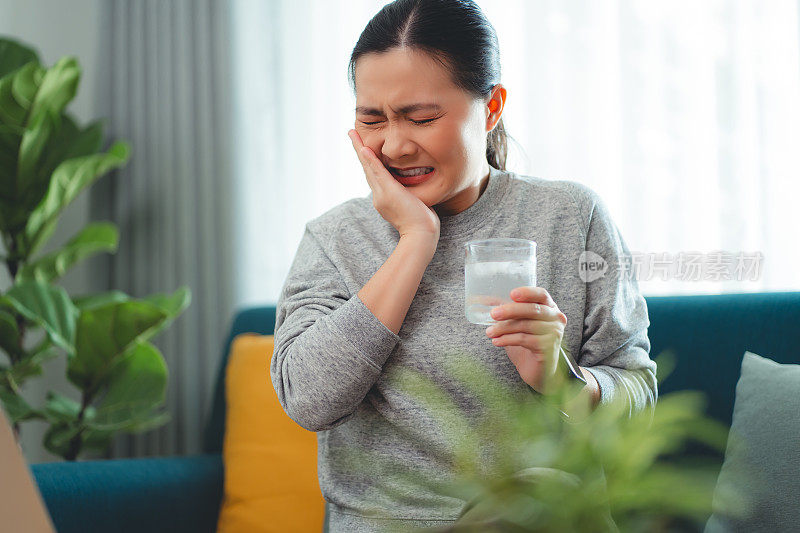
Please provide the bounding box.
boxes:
[332,351,746,532]
[0,37,190,461]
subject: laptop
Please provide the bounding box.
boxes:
[0,407,56,532]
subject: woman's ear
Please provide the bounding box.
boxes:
[486,84,507,131]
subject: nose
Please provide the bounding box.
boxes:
[380,123,416,162]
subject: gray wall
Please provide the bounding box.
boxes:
[0,0,103,463]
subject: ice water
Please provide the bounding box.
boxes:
[465,260,536,325]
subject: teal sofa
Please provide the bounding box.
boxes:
[29,292,800,532]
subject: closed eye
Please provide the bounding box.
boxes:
[360,117,438,126]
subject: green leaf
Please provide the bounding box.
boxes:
[0,38,40,81]
[653,350,677,387]
[71,290,129,311]
[36,116,103,189]
[7,346,59,383]
[140,286,191,339]
[0,61,40,130]
[25,56,80,134]
[89,408,171,433]
[0,124,22,205]
[80,427,114,453]
[69,118,104,157]
[22,141,130,258]
[42,390,82,424]
[10,60,42,117]
[90,341,168,430]
[0,384,41,423]
[15,57,81,225]
[18,222,119,283]
[143,286,192,316]
[122,410,171,433]
[41,391,103,459]
[67,299,168,391]
[384,363,481,472]
[2,280,78,355]
[0,63,42,232]
[0,308,22,359]
[43,421,80,458]
[17,107,61,213]
[0,56,104,235]
[0,125,22,235]
[444,353,529,420]
[14,116,105,224]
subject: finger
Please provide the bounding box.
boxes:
[348,129,370,167]
[348,129,367,166]
[490,301,566,323]
[467,294,508,307]
[491,332,532,348]
[348,130,376,167]
[359,145,383,176]
[485,319,553,338]
[348,128,370,151]
[508,286,556,307]
[490,332,550,354]
[348,130,390,183]
[348,130,380,191]
[348,128,364,156]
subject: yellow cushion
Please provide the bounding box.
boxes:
[217,334,325,532]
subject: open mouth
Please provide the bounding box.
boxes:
[388,167,435,186]
[389,166,435,177]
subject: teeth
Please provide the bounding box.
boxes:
[394,167,433,177]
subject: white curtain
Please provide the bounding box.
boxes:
[232,0,800,308]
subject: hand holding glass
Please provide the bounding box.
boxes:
[464,239,537,325]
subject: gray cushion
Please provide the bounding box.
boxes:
[705,351,800,532]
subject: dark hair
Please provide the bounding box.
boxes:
[348,0,510,171]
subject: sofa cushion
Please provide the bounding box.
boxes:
[216,334,325,532]
[704,351,800,532]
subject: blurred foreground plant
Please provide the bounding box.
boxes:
[332,352,745,532]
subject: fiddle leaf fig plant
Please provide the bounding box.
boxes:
[0,37,190,461]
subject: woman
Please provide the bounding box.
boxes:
[271,0,657,531]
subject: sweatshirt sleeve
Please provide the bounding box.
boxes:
[569,185,658,416]
[271,224,401,432]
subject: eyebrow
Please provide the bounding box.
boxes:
[355,103,442,116]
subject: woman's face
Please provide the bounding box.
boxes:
[354,47,504,215]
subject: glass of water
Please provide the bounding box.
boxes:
[464,238,537,325]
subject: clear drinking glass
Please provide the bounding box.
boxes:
[464,238,537,325]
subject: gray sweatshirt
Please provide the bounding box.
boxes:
[271,165,657,532]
